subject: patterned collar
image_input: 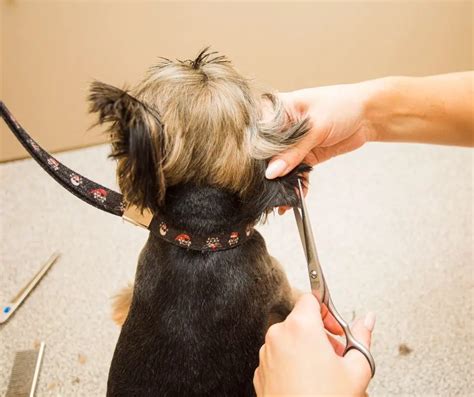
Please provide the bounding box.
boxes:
[149,215,254,252]
[1,101,254,252]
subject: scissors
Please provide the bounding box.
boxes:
[293,179,376,377]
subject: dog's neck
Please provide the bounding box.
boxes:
[161,183,249,236]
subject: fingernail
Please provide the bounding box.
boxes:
[364,312,376,331]
[265,159,288,179]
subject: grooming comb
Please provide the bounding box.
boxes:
[5,342,45,397]
[1,252,60,324]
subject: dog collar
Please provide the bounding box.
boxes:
[149,215,253,251]
[0,101,254,252]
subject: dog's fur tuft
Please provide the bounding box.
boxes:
[111,283,134,326]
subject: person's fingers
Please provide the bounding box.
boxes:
[320,303,344,336]
[258,344,266,364]
[350,312,375,349]
[284,293,336,352]
[326,333,346,356]
[344,312,375,382]
[265,133,319,179]
[253,367,263,396]
[285,293,323,329]
[265,158,289,179]
[309,131,367,165]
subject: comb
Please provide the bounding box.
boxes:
[5,342,45,397]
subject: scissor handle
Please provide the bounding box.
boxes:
[327,296,376,377]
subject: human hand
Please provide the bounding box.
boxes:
[253,293,375,397]
[265,83,377,180]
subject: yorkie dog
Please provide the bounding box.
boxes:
[88,48,311,397]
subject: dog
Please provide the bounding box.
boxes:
[88,48,311,397]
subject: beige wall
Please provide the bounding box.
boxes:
[1,0,472,162]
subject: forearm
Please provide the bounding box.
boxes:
[365,72,474,147]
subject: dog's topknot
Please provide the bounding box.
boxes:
[152,47,230,73]
[186,47,230,69]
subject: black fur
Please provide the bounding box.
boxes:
[246,162,312,221]
[107,166,311,397]
[88,81,166,212]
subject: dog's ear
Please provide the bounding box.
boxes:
[244,163,312,221]
[88,81,165,212]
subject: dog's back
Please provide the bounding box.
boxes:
[107,185,290,396]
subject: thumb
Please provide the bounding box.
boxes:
[344,312,375,383]
[350,312,375,349]
[266,130,368,179]
[265,132,318,179]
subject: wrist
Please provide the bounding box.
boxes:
[361,76,408,143]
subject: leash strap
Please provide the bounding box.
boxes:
[0,101,125,217]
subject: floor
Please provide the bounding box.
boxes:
[0,142,472,396]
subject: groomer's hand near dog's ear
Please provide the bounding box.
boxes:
[266,72,473,213]
[254,293,375,397]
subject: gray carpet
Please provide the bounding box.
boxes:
[0,142,472,396]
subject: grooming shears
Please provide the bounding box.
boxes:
[293,179,375,377]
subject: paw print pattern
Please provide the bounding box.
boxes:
[205,237,222,251]
[2,101,127,217]
[47,158,60,171]
[175,233,192,247]
[70,174,83,186]
[149,216,254,251]
[159,222,168,236]
[28,139,40,152]
[228,232,239,246]
[90,188,108,203]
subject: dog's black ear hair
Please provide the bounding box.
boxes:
[88,81,165,212]
[243,163,312,222]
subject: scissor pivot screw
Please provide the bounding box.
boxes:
[310,270,318,279]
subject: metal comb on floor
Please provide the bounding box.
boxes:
[5,342,45,397]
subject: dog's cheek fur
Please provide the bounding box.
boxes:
[88,81,165,212]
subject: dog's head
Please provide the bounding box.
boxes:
[88,48,311,220]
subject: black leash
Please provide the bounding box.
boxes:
[0,101,126,217]
[0,101,254,252]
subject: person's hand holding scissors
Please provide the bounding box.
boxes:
[254,293,375,397]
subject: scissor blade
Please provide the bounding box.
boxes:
[294,179,326,301]
[293,207,307,261]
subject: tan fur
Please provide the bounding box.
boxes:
[131,52,309,198]
[111,283,134,326]
[135,58,254,194]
